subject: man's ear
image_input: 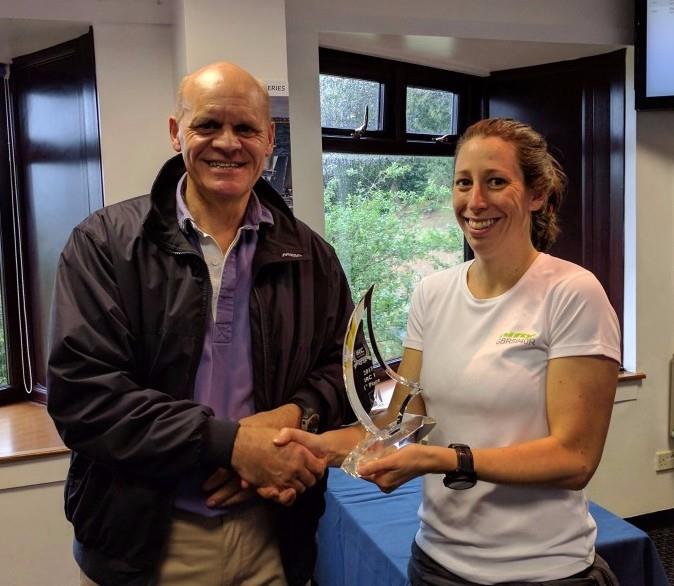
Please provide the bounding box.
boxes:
[169,117,182,153]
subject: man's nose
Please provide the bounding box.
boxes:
[213,127,241,150]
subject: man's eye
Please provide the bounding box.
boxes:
[194,121,219,131]
[235,125,256,136]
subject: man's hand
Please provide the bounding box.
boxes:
[239,404,302,429]
[202,468,254,508]
[231,425,327,497]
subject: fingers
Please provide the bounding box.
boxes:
[202,467,235,492]
[274,428,327,457]
[257,485,297,506]
[206,474,244,508]
[218,487,255,507]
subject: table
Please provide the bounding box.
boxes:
[316,469,669,586]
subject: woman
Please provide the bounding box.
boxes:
[277,118,621,585]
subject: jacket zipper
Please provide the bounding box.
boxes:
[252,287,270,409]
[166,247,210,401]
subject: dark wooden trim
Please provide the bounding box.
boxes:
[488,50,626,338]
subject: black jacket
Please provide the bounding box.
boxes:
[47,155,359,585]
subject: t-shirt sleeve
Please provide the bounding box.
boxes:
[403,279,425,351]
[547,271,621,363]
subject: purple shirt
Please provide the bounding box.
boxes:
[173,174,273,516]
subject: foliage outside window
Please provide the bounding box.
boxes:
[320,75,382,131]
[323,154,462,360]
[406,87,456,135]
[319,50,477,362]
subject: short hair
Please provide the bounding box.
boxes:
[456,118,567,252]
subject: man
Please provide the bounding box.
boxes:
[47,62,357,585]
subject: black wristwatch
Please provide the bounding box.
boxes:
[299,405,320,433]
[443,443,477,490]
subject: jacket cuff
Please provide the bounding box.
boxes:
[290,391,328,431]
[202,418,240,468]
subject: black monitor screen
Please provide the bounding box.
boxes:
[635,0,674,110]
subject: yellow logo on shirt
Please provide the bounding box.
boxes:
[496,331,538,346]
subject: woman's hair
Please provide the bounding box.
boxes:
[456,118,567,252]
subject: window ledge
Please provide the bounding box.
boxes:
[0,369,645,463]
[618,370,646,383]
[0,401,68,463]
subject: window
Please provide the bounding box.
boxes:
[320,49,481,361]
[0,31,102,405]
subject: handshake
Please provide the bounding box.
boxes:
[228,425,329,507]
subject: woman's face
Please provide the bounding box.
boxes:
[453,136,543,260]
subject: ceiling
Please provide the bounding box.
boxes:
[0,19,89,61]
[319,32,625,77]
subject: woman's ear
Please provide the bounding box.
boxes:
[528,190,545,212]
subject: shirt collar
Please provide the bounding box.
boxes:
[175,173,274,234]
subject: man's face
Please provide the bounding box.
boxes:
[169,69,274,206]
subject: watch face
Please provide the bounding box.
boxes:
[447,475,476,490]
[302,412,320,433]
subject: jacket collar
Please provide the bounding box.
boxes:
[144,155,310,263]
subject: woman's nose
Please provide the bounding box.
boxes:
[467,183,488,209]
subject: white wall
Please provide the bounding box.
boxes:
[93,23,176,205]
[587,110,674,517]
[0,455,75,586]
[173,0,288,81]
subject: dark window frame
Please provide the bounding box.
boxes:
[320,48,484,157]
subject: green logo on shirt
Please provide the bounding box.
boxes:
[496,331,537,346]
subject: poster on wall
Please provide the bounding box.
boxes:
[265,80,293,210]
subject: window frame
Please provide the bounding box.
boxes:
[320,48,484,157]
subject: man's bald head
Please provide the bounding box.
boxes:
[174,62,271,123]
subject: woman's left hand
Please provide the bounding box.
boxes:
[357,444,431,493]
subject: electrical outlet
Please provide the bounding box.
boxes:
[655,450,674,471]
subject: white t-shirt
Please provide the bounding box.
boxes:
[404,253,621,585]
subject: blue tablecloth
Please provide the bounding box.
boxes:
[316,469,669,586]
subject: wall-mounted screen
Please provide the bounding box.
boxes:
[635,0,674,110]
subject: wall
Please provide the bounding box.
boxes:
[0,455,75,586]
[93,23,175,205]
[588,109,674,517]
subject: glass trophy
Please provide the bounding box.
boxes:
[341,285,436,478]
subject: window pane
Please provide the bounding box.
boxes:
[406,86,455,135]
[320,74,382,131]
[323,153,462,362]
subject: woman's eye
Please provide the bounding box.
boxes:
[455,178,471,188]
[488,177,507,187]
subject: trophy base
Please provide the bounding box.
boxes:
[341,414,436,478]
